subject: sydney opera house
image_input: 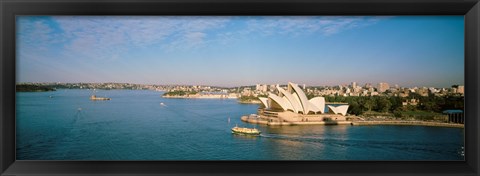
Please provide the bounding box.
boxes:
[242,82,350,125]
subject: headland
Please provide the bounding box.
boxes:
[241,115,463,128]
[240,82,464,128]
[16,84,56,92]
[162,92,238,99]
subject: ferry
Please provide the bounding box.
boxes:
[90,89,111,101]
[90,95,111,101]
[231,125,261,135]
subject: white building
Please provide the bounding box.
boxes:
[258,82,349,116]
[378,82,390,93]
[457,85,464,94]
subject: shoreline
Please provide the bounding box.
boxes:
[237,100,261,104]
[350,121,464,128]
[162,95,237,99]
[241,116,464,128]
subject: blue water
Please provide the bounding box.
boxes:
[16,89,464,160]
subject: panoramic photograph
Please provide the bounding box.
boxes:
[16,16,464,160]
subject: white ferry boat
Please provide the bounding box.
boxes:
[231,125,261,135]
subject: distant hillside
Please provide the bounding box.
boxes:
[16,84,56,92]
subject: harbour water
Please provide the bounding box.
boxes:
[16,89,464,160]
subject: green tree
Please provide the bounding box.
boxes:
[348,101,363,115]
[363,97,375,112]
[377,96,392,113]
[391,97,404,112]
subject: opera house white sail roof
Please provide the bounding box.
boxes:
[259,82,349,116]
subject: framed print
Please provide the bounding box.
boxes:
[1,0,479,175]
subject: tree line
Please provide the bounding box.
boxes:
[318,93,464,116]
[163,90,198,96]
[16,84,56,92]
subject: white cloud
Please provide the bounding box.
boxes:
[17,18,62,53]
[48,16,230,60]
[18,16,388,62]
[244,16,388,37]
[162,31,209,52]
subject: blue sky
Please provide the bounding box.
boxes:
[16,16,464,88]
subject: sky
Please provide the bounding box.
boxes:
[16,16,464,88]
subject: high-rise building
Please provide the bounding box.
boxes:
[364,83,372,89]
[261,84,268,92]
[269,84,276,91]
[351,82,357,89]
[377,82,390,93]
[457,85,464,94]
[256,84,268,92]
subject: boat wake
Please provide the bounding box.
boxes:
[258,133,347,146]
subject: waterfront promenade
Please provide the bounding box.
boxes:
[241,115,352,125]
[241,115,464,128]
[351,120,464,128]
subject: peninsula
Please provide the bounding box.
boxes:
[240,82,464,128]
[162,90,238,99]
[16,84,56,92]
[238,95,262,104]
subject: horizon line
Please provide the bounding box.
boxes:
[16,81,464,89]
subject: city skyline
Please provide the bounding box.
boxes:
[17,81,463,91]
[17,16,464,87]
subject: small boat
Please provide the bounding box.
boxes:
[231,125,261,135]
[90,95,111,101]
[90,89,110,101]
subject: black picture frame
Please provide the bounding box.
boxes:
[1,0,479,175]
